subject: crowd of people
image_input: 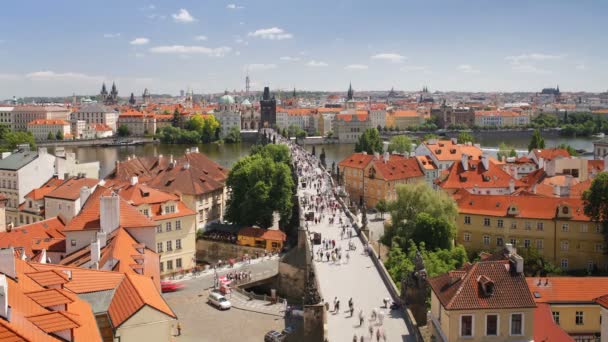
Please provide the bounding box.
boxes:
[201,230,237,243]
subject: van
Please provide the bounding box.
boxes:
[208,291,231,310]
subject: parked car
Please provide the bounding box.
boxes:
[161,281,184,293]
[208,291,232,310]
[264,330,286,342]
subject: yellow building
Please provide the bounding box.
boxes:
[338,152,425,207]
[455,191,605,271]
[237,227,286,252]
[528,277,608,341]
[428,248,537,341]
[389,110,424,129]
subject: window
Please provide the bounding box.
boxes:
[537,222,544,231]
[536,239,544,250]
[71,240,76,247]
[496,237,504,246]
[510,313,523,336]
[552,311,560,325]
[460,315,473,337]
[166,222,172,231]
[157,242,163,252]
[175,220,181,230]
[484,218,491,226]
[486,314,498,336]
[588,260,595,272]
[176,258,182,268]
[464,216,471,224]
[576,311,584,325]
[142,209,149,217]
[562,224,569,232]
[524,239,531,248]
[561,241,569,251]
[167,260,173,270]
[561,258,569,270]
[176,239,182,250]
[156,225,162,233]
[160,262,164,272]
[167,241,172,251]
[497,219,504,228]
[581,224,588,233]
[510,222,517,229]
[510,238,517,246]
[596,224,602,233]
[525,221,531,230]
[596,244,604,253]
[464,233,471,242]
[483,235,490,246]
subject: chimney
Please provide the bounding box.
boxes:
[505,243,516,256]
[169,155,175,168]
[80,186,91,209]
[531,183,537,194]
[383,152,389,163]
[100,193,120,234]
[461,153,469,171]
[0,275,9,321]
[509,179,515,194]
[0,248,16,279]
[481,154,490,171]
[510,253,524,274]
[97,231,107,248]
[373,151,379,160]
[130,176,138,186]
[39,249,47,264]
[191,146,199,153]
[91,239,101,269]
[451,137,457,145]
[538,157,545,169]
[502,155,506,163]
[183,162,190,170]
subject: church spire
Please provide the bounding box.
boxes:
[347,82,354,100]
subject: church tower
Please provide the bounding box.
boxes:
[185,88,194,109]
[345,83,356,110]
[106,82,118,105]
[99,83,108,103]
[142,88,150,104]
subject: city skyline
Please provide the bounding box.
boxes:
[1,0,606,98]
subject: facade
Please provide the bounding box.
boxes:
[11,105,71,131]
[117,110,157,136]
[0,106,13,127]
[260,86,277,127]
[18,176,64,226]
[55,151,100,180]
[240,99,261,130]
[432,105,475,128]
[428,247,536,342]
[237,227,287,252]
[216,93,241,137]
[474,110,530,127]
[333,112,371,143]
[455,191,605,271]
[369,109,387,129]
[0,147,56,226]
[415,155,440,189]
[338,152,425,207]
[27,119,71,141]
[594,138,608,159]
[390,110,424,129]
[71,103,118,132]
[44,176,98,222]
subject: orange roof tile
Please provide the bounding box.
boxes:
[371,155,424,181]
[27,311,80,333]
[392,110,419,117]
[533,303,574,342]
[45,177,98,201]
[422,140,483,162]
[532,148,571,161]
[27,119,69,126]
[440,158,524,191]
[0,217,66,258]
[24,177,64,201]
[26,270,69,287]
[25,289,74,308]
[527,277,608,303]
[334,113,368,122]
[338,153,374,170]
[0,323,26,342]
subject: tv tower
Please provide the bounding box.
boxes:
[245,72,251,96]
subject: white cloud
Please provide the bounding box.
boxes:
[248,27,293,40]
[344,64,368,70]
[25,71,103,82]
[575,63,587,70]
[457,64,480,73]
[400,65,428,72]
[306,60,328,67]
[103,33,121,38]
[235,51,241,56]
[130,37,150,45]
[280,56,300,62]
[245,64,277,71]
[172,9,196,23]
[505,53,562,64]
[371,53,405,63]
[194,35,208,41]
[227,4,244,10]
[149,45,232,57]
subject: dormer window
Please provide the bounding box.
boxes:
[562,206,569,215]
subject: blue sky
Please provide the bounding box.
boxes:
[0,0,606,98]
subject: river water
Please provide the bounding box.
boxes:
[49,135,597,178]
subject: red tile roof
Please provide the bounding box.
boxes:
[392,110,419,117]
[371,154,424,181]
[238,227,286,241]
[428,260,536,310]
[27,119,69,126]
[0,217,66,258]
[26,311,80,333]
[45,177,98,201]
[440,158,524,191]
[527,277,608,303]
[338,153,374,170]
[533,303,574,342]
[532,148,571,162]
[422,140,483,162]
[24,177,64,201]
[25,289,74,308]
[334,113,368,122]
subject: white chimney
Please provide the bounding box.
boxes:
[0,274,9,321]
[97,231,107,248]
[130,176,138,186]
[509,179,515,194]
[505,243,516,256]
[39,249,47,264]
[100,193,120,234]
[183,162,190,170]
[191,147,199,153]
[373,151,380,160]
[481,154,490,171]
[0,248,16,279]
[383,152,389,163]
[538,157,545,169]
[511,254,524,274]
[91,239,101,269]
[461,153,469,171]
[80,186,91,209]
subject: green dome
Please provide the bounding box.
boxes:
[241,98,252,106]
[219,94,235,104]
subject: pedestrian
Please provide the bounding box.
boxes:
[348,298,353,308]
[353,334,358,342]
[378,311,385,326]
[333,297,337,310]
[376,328,381,342]
[369,325,374,339]
[350,306,354,317]
[325,301,330,312]
[358,309,364,326]
[177,322,182,336]
[360,336,364,342]
[336,300,340,313]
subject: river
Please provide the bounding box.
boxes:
[48,135,597,178]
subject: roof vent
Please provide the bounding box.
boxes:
[477,275,495,297]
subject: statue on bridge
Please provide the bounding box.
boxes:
[402,250,428,325]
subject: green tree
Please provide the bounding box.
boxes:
[354,128,383,154]
[497,142,517,161]
[186,114,205,132]
[556,143,579,156]
[56,130,64,140]
[457,131,476,144]
[224,126,242,143]
[410,213,453,250]
[47,131,55,141]
[583,172,608,243]
[423,133,439,141]
[226,145,294,228]
[172,108,182,127]
[375,199,387,219]
[528,129,545,152]
[0,125,11,140]
[117,124,130,137]
[386,135,412,154]
[201,116,220,143]
[4,131,36,150]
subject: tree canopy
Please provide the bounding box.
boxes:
[457,131,476,144]
[355,128,383,154]
[497,142,517,161]
[2,131,36,151]
[186,115,220,143]
[556,143,579,156]
[226,144,294,228]
[583,172,608,242]
[528,129,545,151]
[224,126,242,143]
[117,124,130,137]
[386,135,413,154]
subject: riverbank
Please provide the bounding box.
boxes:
[39,137,157,147]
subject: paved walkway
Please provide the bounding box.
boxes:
[285,135,413,342]
[229,290,286,317]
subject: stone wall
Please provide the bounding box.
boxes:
[276,258,306,301]
[196,239,266,264]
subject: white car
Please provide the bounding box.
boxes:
[208,292,232,310]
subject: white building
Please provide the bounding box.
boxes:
[55,150,100,180]
[369,109,387,129]
[216,93,241,137]
[0,106,13,127]
[11,105,71,131]
[27,119,71,141]
[71,103,119,131]
[0,147,56,226]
